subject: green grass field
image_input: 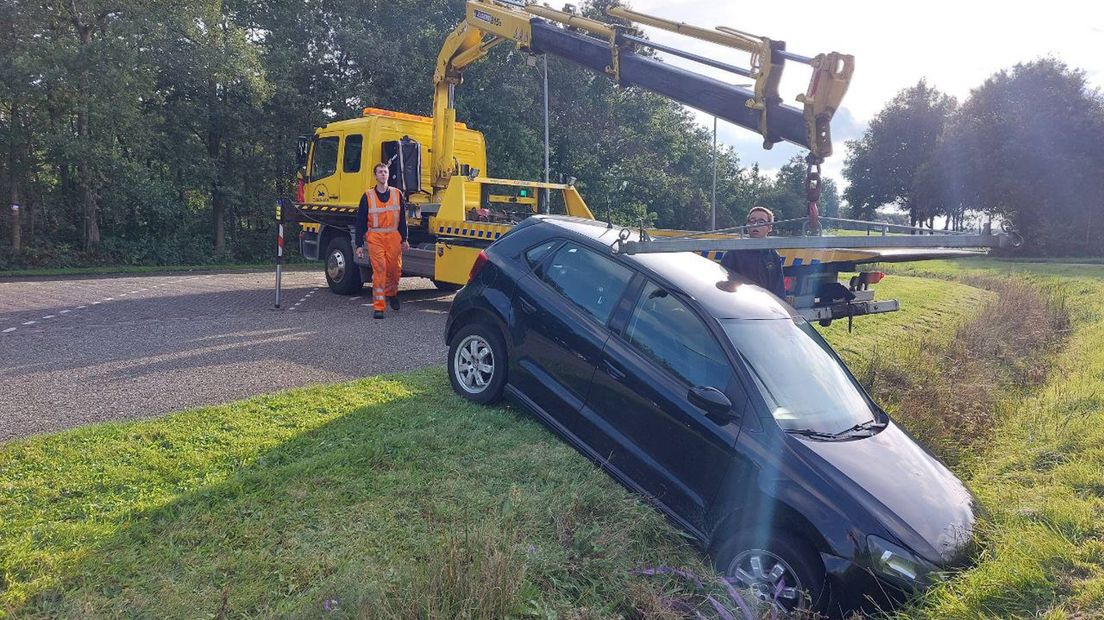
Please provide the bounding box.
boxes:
[2,260,1102,618]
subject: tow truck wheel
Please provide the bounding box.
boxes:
[324,237,363,295]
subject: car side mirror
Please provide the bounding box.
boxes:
[688,386,737,424]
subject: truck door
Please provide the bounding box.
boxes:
[337,133,365,207]
[305,132,341,204]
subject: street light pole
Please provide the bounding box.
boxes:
[711,116,717,230]
[543,55,551,211]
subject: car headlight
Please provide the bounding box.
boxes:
[867,535,937,587]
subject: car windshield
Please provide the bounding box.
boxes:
[720,318,875,432]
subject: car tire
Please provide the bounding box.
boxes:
[324,236,363,295]
[448,321,507,404]
[714,532,827,615]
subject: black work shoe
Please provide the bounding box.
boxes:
[388,296,400,311]
[373,310,385,319]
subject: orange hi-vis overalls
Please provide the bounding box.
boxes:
[365,187,403,312]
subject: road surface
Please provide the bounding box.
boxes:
[0,270,454,440]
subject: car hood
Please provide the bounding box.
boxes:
[789,421,978,565]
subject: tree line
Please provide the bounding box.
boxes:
[844,60,1104,256]
[0,0,832,269]
[1,1,1099,268]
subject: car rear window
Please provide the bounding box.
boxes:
[542,243,633,324]
[524,240,560,268]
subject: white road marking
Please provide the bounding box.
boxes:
[42,315,55,319]
[22,321,36,325]
[92,301,101,305]
[60,310,71,314]
[104,297,114,301]
[351,296,361,301]
[2,327,15,333]
[77,305,87,309]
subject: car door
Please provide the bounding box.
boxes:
[585,279,746,530]
[509,240,635,438]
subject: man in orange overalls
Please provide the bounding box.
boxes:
[355,162,409,319]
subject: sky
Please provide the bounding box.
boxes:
[627,0,1104,184]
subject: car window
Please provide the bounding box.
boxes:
[343,134,363,173]
[541,242,633,324]
[525,240,559,269]
[310,136,339,181]
[625,282,730,389]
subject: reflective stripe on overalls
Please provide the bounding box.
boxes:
[365,187,403,312]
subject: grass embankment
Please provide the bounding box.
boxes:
[6,264,1094,618]
[884,260,1104,618]
[0,274,984,618]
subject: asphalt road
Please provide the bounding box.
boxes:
[0,269,455,441]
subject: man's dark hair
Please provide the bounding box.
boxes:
[373,162,388,174]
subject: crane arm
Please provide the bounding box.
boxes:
[430,0,854,192]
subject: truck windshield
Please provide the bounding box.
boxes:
[720,318,875,432]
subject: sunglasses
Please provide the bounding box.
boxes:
[746,218,770,226]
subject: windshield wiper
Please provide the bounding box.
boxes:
[784,428,839,440]
[830,418,885,438]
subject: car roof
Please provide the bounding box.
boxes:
[530,215,798,321]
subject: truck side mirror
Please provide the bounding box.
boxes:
[296,135,311,171]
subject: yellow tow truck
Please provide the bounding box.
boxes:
[280,0,1012,323]
[283,0,852,288]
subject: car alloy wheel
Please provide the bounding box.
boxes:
[728,548,806,610]
[453,334,495,394]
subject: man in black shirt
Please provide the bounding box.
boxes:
[720,206,785,297]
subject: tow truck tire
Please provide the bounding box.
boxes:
[324,237,363,295]
[448,322,507,405]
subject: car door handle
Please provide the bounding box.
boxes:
[601,359,626,381]
[518,297,536,314]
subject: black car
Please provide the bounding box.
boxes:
[444,215,977,615]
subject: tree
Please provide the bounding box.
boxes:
[943,58,1104,255]
[843,80,957,228]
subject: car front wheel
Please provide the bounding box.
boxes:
[448,322,507,404]
[715,533,827,614]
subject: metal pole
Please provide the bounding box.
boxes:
[543,54,551,211]
[274,200,284,308]
[711,116,717,230]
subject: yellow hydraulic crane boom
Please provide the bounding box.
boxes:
[429,0,854,194]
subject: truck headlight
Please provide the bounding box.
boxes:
[867,535,936,587]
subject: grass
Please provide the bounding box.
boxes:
[0,371,726,618]
[3,259,1102,618]
[877,259,1104,619]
